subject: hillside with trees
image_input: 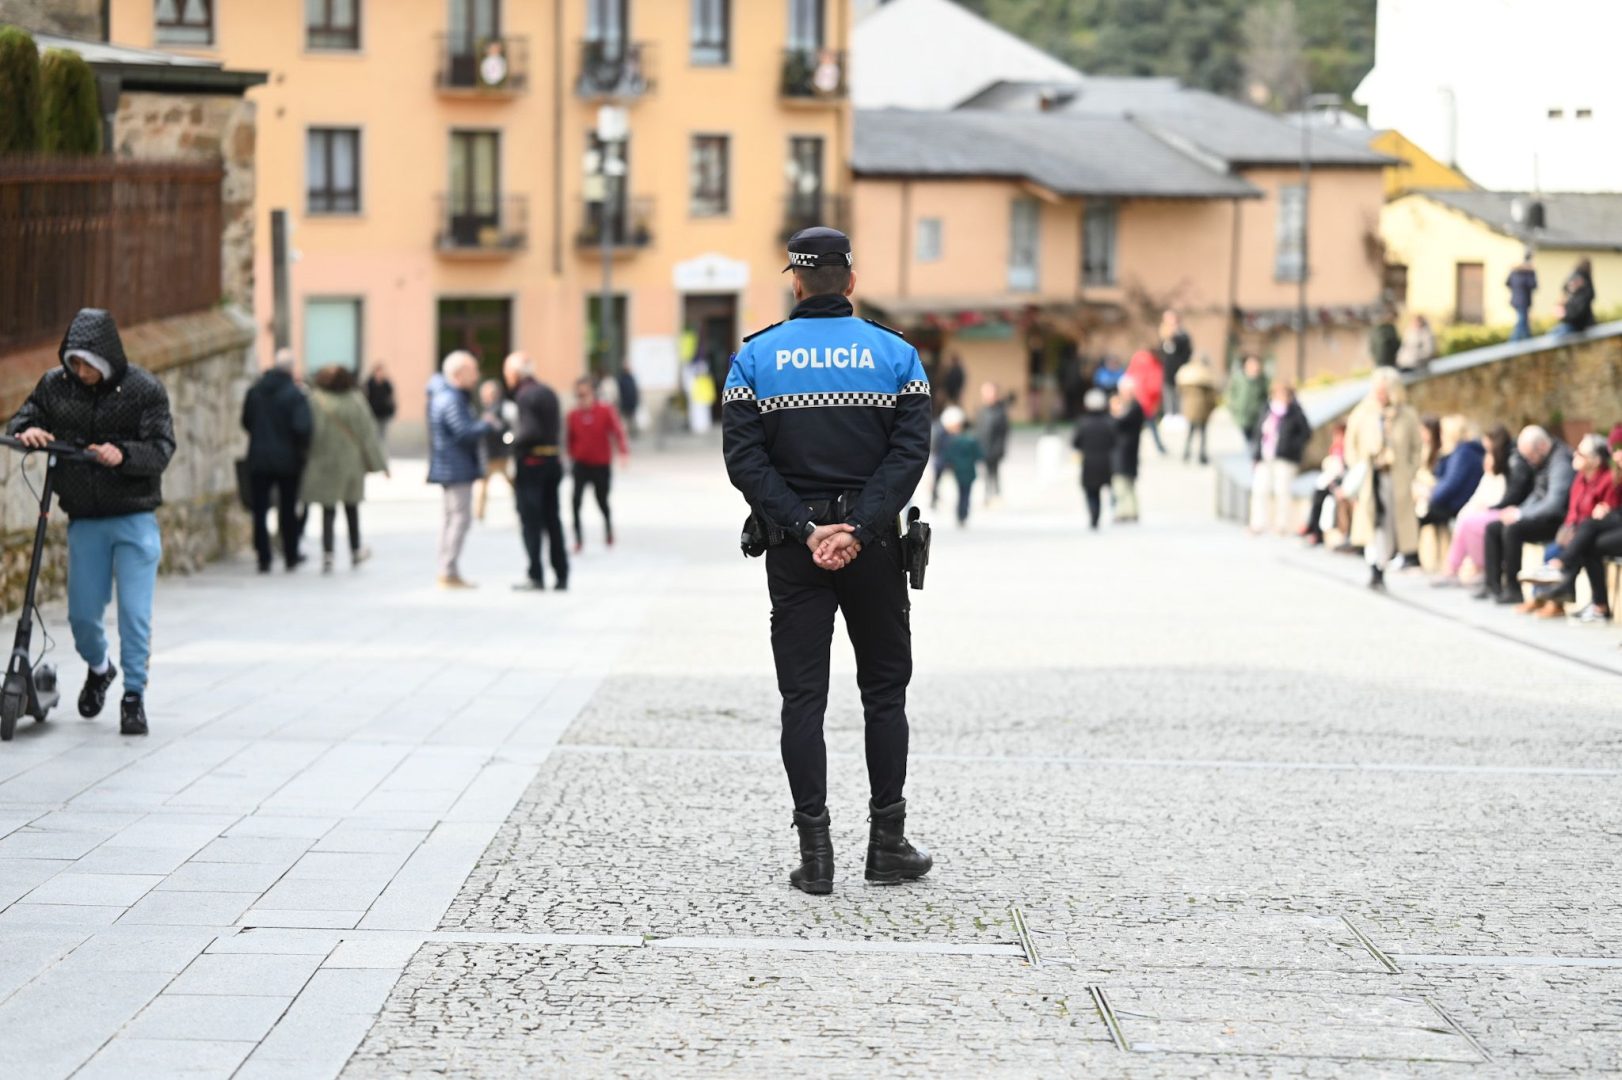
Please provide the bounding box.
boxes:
[959,0,1377,108]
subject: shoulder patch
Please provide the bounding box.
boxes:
[741,320,785,343]
[863,318,905,339]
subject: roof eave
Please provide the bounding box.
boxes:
[103,63,268,96]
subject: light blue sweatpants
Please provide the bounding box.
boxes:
[66,512,161,695]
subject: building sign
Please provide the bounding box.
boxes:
[673,253,750,293]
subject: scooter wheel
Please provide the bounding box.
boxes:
[0,708,15,742]
[0,682,24,742]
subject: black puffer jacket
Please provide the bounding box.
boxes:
[7,309,176,520]
[241,367,312,476]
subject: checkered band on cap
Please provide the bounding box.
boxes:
[758,391,897,414]
[787,250,853,269]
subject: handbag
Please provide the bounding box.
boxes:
[1340,460,1369,500]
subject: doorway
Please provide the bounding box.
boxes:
[437,297,512,383]
[682,293,738,422]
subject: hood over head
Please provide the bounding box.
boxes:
[58,309,130,384]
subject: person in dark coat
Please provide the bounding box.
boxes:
[427,351,492,588]
[1110,377,1146,523]
[1369,308,1401,368]
[1419,416,1485,526]
[941,354,966,406]
[505,352,569,591]
[1071,388,1116,529]
[1506,253,1538,342]
[1248,382,1312,535]
[8,309,175,736]
[1157,309,1192,416]
[974,382,1011,506]
[614,367,641,437]
[241,349,313,573]
[363,363,397,444]
[1555,258,1596,335]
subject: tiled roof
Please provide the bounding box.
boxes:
[1417,190,1622,251]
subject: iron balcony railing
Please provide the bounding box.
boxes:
[435,193,528,254]
[780,47,847,101]
[576,196,654,250]
[435,33,529,94]
[576,40,654,100]
[780,192,850,242]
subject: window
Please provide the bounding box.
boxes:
[1082,200,1117,286]
[304,299,363,371]
[1008,198,1039,291]
[1576,107,1593,120]
[307,128,361,214]
[1455,262,1485,325]
[915,218,942,263]
[690,135,729,217]
[1547,107,1564,120]
[586,294,628,374]
[448,131,500,244]
[155,0,213,45]
[306,0,359,50]
[587,0,628,50]
[787,136,823,217]
[1275,183,1305,283]
[787,0,823,50]
[449,0,500,57]
[692,0,729,64]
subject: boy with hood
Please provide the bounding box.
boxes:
[8,309,176,736]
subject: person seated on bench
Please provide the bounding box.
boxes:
[1419,415,1484,528]
[1476,425,1573,604]
[1435,424,1514,588]
[1528,433,1622,621]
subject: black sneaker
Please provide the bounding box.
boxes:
[119,693,148,736]
[79,663,117,718]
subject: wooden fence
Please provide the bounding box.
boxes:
[0,159,223,355]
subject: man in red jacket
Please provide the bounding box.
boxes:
[566,377,629,552]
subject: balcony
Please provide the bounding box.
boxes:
[435,34,529,95]
[780,193,850,242]
[434,194,528,257]
[576,40,654,100]
[780,48,846,103]
[576,197,654,253]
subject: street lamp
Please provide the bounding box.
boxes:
[1296,91,1343,385]
[591,104,629,379]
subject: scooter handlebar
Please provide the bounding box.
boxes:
[0,434,92,460]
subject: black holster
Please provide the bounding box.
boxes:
[899,507,931,590]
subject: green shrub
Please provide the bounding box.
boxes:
[1438,323,1510,355]
[39,48,100,155]
[0,25,41,155]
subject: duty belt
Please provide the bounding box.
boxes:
[520,445,560,457]
[801,492,858,524]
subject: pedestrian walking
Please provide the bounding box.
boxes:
[1111,376,1146,523]
[1125,348,1167,456]
[1369,307,1401,368]
[474,379,514,522]
[1226,354,1268,457]
[1345,367,1423,590]
[1248,381,1311,535]
[1506,252,1538,342]
[364,363,396,446]
[8,309,175,736]
[1157,309,1192,416]
[615,365,641,437]
[941,353,966,406]
[928,412,953,510]
[1174,353,1218,464]
[722,225,933,895]
[505,352,569,591]
[1397,314,1437,370]
[301,366,387,573]
[974,381,1010,506]
[567,376,629,552]
[241,349,312,573]
[1554,257,1596,335]
[1071,388,1116,529]
[940,406,982,526]
[427,351,491,589]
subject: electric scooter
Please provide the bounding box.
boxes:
[0,433,89,742]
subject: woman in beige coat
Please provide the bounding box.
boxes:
[1344,366,1423,590]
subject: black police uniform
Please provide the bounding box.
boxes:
[722,227,934,892]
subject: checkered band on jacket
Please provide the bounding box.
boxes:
[757,391,901,414]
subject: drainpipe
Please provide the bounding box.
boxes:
[1226,196,1242,370]
[552,0,563,277]
[898,180,911,300]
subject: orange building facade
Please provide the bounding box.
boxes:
[109,0,854,438]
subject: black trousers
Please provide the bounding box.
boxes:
[571,462,613,543]
[320,503,360,554]
[1560,516,1622,609]
[250,470,301,570]
[1083,482,1105,528]
[515,457,569,586]
[766,533,911,817]
[984,457,1002,499]
[1483,516,1561,594]
[1183,420,1208,463]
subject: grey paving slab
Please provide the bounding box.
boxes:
[166,952,326,996]
[118,889,257,927]
[122,992,294,1042]
[155,859,293,893]
[24,871,162,906]
[0,901,125,928]
[74,1036,257,1080]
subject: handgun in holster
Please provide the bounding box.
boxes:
[899,506,931,590]
[740,511,785,558]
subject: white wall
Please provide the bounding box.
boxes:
[1355,0,1622,192]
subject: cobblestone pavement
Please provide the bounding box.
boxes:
[4,420,1620,1078]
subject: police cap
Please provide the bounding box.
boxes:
[784,226,853,273]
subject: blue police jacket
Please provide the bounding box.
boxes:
[722,293,931,544]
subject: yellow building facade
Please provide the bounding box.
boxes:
[1383,192,1622,329]
[1370,129,1474,200]
[109,0,853,434]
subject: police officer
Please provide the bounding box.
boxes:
[722,227,934,895]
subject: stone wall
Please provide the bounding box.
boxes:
[0,310,254,614]
[115,92,258,311]
[0,0,101,37]
[1404,331,1622,441]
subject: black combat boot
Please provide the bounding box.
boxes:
[865,798,933,884]
[79,663,117,718]
[789,809,834,895]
